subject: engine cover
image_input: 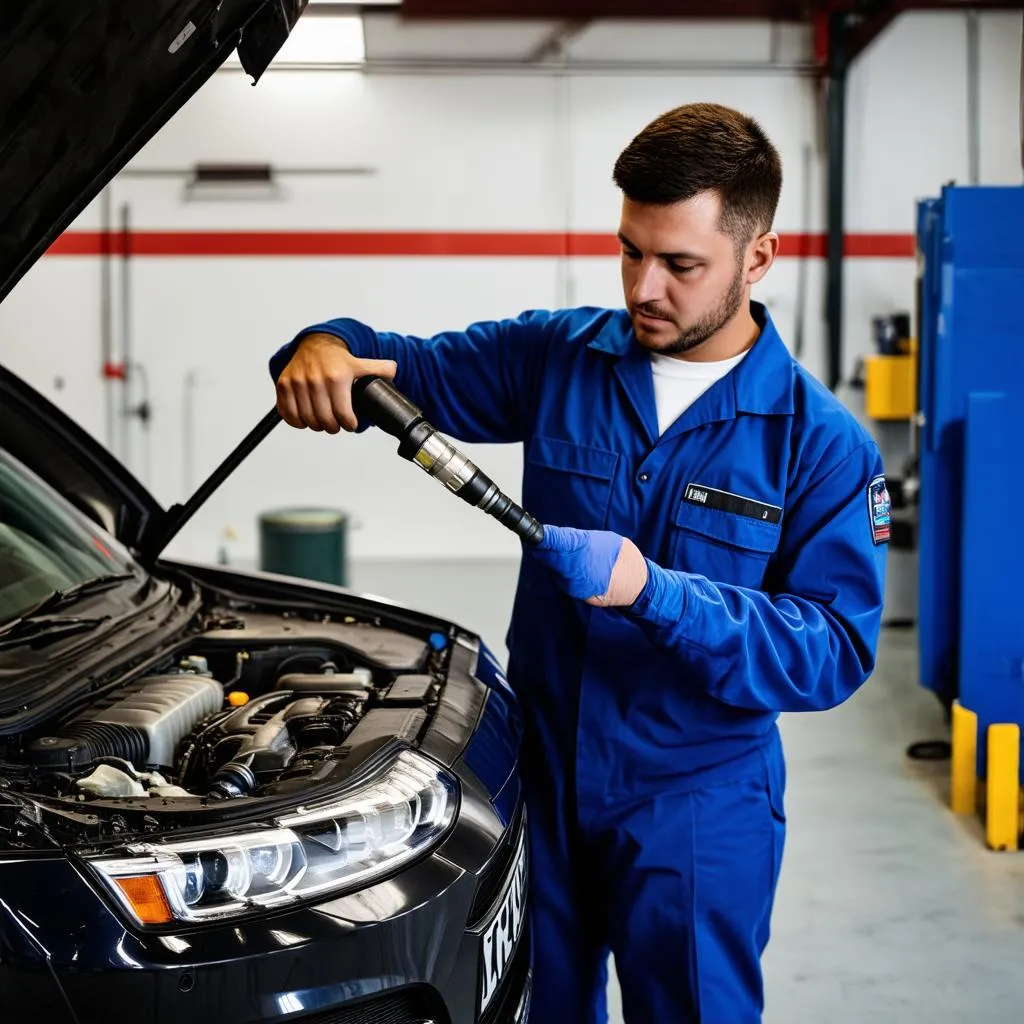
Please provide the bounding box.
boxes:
[90,674,223,767]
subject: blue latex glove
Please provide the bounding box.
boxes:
[534,525,624,601]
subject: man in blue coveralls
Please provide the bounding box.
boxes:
[269,103,888,1023]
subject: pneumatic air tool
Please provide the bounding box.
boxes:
[147,378,544,564]
[350,375,545,546]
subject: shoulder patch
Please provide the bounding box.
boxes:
[868,475,891,545]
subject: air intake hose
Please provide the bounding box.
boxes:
[27,723,148,773]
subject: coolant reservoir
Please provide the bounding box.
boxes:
[76,764,146,798]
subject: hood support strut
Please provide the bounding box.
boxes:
[140,408,281,565]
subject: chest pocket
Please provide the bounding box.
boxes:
[670,499,781,589]
[523,436,618,532]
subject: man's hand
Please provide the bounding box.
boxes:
[534,525,649,607]
[276,333,398,433]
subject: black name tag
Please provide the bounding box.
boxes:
[684,483,783,524]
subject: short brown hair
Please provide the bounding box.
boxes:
[612,102,782,246]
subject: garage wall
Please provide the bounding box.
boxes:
[1,11,1020,564]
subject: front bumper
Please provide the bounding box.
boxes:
[0,800,529,1024]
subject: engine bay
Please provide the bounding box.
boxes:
[0,606,453,846]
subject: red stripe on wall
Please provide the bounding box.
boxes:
[45,230,916,259]
[841,233,916,258]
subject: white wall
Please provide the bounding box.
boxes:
[841,10,1021,384]
[1,11,1020,564]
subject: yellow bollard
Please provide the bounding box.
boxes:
[950,701,978,815]
[985,723,1021,852]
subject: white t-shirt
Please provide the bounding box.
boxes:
[649,350,749,436]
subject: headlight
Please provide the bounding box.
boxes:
[85,749,458,927]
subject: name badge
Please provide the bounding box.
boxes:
[683,483,783,524]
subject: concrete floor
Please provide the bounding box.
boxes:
[350,559,1024,1024]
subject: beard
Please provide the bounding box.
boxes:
[631,263,746,356]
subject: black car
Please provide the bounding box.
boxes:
[0,3,531,1022]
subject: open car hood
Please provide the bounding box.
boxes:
[0,0,305,560]
[0,0,307,304]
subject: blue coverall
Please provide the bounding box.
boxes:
[270,301,887,1024]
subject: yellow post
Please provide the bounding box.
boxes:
[950,701,978,815]
[985,723,1021,852]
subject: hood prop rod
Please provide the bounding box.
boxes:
[140,409,281,565]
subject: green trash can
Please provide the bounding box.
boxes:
[258,508,348,587]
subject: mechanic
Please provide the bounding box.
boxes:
[269,102,887,1024]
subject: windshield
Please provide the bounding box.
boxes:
[0,449,141,625]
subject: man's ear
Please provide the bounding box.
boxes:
[746,233,779,285]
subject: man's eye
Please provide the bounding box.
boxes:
[622,249,641,261]
[668,263,698,274]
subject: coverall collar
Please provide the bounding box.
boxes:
[587,301,795,447]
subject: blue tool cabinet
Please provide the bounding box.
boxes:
[916,185,1024,829]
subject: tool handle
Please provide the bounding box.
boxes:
[351,375,422,440]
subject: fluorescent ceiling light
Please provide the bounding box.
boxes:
[225,13,365,67]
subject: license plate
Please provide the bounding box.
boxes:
[478,832,528,1016]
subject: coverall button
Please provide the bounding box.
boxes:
[638,472,650,483]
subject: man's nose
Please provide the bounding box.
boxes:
[631,259,666,306]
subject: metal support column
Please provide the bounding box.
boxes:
[825,11,849,392]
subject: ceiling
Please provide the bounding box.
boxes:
[399,0,811,16]
[396,0,1023,17]
[347,2,1022,68]
[362,13,814,63]
[363,16,561,60]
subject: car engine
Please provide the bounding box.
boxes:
[0,609,449,844]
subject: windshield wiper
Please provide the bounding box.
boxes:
[0,574,135,649]
[15,573,137,620]
[0,615,110,652]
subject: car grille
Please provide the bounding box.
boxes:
[290,986,445,1024]
[467,802,526,929]
[480,930,531,1024]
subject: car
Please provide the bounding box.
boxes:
[0,3,531,1022]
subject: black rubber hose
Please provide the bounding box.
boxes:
[906,740,951,761]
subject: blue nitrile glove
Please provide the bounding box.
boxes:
[533,525,624,601]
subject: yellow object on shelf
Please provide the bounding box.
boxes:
[865,352,916,420]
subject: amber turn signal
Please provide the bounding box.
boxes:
[114,875,174,925]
